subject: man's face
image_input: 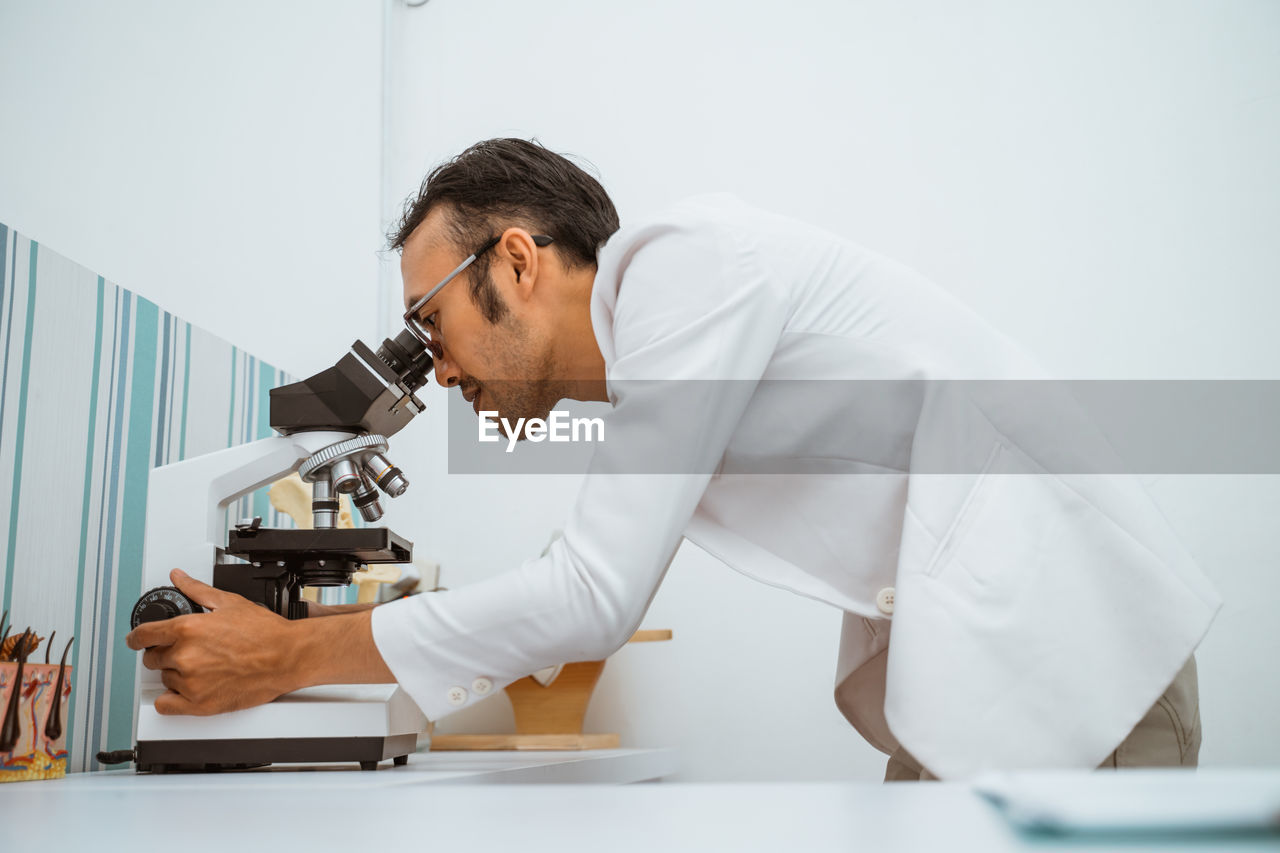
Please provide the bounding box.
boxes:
[401,209,559,427]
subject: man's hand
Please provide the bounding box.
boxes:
[126,569,299,715]
[126,569,398,716]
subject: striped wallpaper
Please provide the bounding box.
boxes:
[0,223,293,771]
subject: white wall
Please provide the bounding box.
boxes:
[386,0,1280,780]
[0,0,385,378]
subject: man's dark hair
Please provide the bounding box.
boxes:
[389,138,620,323]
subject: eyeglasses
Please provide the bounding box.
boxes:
[403,233,554,348]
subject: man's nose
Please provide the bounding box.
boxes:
[433,349,462,388]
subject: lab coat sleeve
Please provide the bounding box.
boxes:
[370,219,788,722]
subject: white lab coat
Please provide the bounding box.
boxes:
[373,195,1220,779]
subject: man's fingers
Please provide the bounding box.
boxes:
[154,688,200,716]
[142,646,177,672]
[159,669,187,694]
[126,620,177,651]
[170,568,236,610]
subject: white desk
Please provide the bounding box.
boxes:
[3,761,1276,853]
[4,747,677,790]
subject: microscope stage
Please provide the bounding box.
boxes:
[225,526,413,564]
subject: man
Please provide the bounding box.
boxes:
[128,138,1219,780]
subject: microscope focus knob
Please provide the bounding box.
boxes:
[130,586,204,629]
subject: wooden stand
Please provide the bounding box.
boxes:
[430,629,671,751]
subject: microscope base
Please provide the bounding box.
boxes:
[135,733,418,773]
[133,684,427,773]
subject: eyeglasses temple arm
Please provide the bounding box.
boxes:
[403,234,547,319]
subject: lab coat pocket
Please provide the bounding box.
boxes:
[922,442,1005,580]
[924,441,1059,596]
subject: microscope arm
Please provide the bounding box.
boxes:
[140,432,355,614]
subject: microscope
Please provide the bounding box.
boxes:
[125,329,435,773]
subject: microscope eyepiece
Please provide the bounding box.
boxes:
[376,328,434,393]
[271,331,430,437]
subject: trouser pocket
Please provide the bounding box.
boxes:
[1102,655,1200,768]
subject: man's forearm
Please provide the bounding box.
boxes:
[287,608,396,689]
[306,601,379,618]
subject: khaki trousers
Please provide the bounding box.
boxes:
[883,656,1201,782]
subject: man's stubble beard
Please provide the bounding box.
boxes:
[474,309,562,437]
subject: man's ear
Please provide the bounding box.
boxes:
[498,228,540,298]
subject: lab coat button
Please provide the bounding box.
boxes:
[446,686,468,706]
[471,677,494,696]
[876,587,896,616]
